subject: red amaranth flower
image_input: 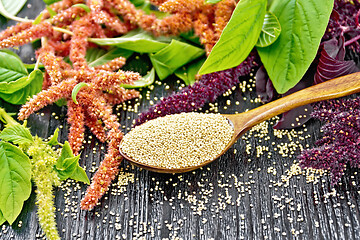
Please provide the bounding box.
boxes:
[0,21,53,48]
[18,78,78,120]
[135,53,258,126]
[0,22,33,41]
[80,135,122,210]
[37,45,64,85]
[67,101,85,155]
[94,57,126,71]
[84,111,106,142]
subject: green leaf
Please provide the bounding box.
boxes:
[129,0,168,16]
[256,11,281,47]
[121,68,155,88]
[56,141,76,178]
[175,58,205,85]
[257,0,334,93]
[47,128,60,146]
[206,0,222,3]
[72,3,91,13]
[0,210,5,225]
[24,63,44,71]
[180,31,201,46]
[70,167,90,184]
[0,124,34,145]
[55,98,67,107]
[0,107,19,127]
[89,29,171,53]
[0,50,28,83]
[0,69,43,105]
[56,155,80,181]
[0,0,26,16]
[86,47,133,67]
[33,12,44,24]
[55,142,89,183]
[59,141,73,159]
[0,142,31,224]
[130,0,146,7]
[45,5,57,18]
[150,39,205,80]
[71,82,88,104]
[198,0,267,75]
[43,0,61,5]
[0,68,42,94]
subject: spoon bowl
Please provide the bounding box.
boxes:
[120,72,360,173]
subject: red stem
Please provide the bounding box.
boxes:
[345,34,360,46]
[356,9,360,27]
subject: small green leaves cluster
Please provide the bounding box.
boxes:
[89,29,205,88]
[199,0,334,94]
[0,108,89,239]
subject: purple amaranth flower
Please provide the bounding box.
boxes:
[135,53,258,126]
[324,0,360,53]
[298,97,360,184]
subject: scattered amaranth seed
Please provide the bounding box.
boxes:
[120,112,234,169]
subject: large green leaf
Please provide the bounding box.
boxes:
[89,29,171,53]
[150,39,205,80]
[256,11,281,47]
[0,124,34,145]
[0,69,43,105]
[257,0,334,93]
[0,50,28,84]
[0,0,26,17]
[198,0,267,75]
[0,142,31,224]
[86,48,133,67]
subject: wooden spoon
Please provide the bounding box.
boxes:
[120,72,360,173]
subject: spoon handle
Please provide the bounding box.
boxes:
[236,72,360,133]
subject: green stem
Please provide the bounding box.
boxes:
[53,27,74,36]
[0,108,19,127]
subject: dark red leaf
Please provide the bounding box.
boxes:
[255,66,276,103]
[314,36,359,84]
[274,63,316,129]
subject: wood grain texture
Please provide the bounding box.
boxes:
[1,1,360,239]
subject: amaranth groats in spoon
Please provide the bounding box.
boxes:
[120,72,360,173]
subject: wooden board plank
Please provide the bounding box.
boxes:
[1,1,360,239]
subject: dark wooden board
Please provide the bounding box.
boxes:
[1,1,360,239]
